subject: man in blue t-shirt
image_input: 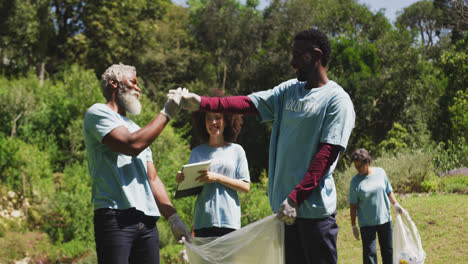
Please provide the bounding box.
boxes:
[83,63,191,264]
[172,29,355,263]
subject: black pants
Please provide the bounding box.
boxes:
[285,212,339,264]
[94,208,159,264]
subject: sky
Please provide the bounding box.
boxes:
[172,0,422,23]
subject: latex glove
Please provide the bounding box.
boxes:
[168,213,192,243]
[393,203,408,216]
[352,225,360,240]
[160,88,183,119]
[178,89,201,111]
[277,197,297,225]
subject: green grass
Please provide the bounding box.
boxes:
[336,194,468,264]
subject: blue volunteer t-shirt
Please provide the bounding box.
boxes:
[190,143,250,230]
[83,103,160,218]
[248,79,355,218]
[348,167,393,227]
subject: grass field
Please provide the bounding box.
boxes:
[336,193,468,264]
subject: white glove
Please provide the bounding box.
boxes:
[168,213,192,243]
[393,203,408,216]
[277,197,297,225]
[352,225,360,240]
[160,87,183,119]
[178,89,201,111]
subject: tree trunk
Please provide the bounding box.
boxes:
[39,62,45,86]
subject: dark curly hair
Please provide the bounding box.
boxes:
[191,111,236,143]
[351,148,372,164]
[294,28,331,67]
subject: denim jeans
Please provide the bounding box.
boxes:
[94,208,159,264]
[360,221,393,264]
[284,212,339,264]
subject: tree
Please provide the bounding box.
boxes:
[190,0,263,92]
[434,0,468,42]
[0,0,54,77]
[396,0,443,50]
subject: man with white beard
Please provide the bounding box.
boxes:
[83,63,191,264]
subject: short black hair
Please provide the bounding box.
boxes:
[351,148,372,164]
[192,111,236,144]
[294,28,331,67]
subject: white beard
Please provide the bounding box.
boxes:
[117,84,142,115]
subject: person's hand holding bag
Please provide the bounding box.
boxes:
[168,213,192,243]
[277,197,297,225]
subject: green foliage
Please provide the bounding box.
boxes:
[433,39,467,141]
[421,172,440,192]
[160,243,184,264]
[440,175,468,194]
[0,0,466,262]
[448,89,468,140]
[377,123,409,154]
[433,137,468,173]
[0,137,52,195]
[373,149,434,193]
[39,162,93,244]
[239,172,271,226]
[396,0,442,49]
[0,231,51,264]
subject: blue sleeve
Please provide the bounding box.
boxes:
[384,170,393,194]
[83,105,122,142]
[320,96,355,150]
[248,81,292,122]
[236,146,250,182]
[348,178,358,204]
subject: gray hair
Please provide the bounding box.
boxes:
[351,148,372,164]
[100,63,136,100]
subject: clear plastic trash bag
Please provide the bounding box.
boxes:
[393,212,426,264]
[183,214,285,264]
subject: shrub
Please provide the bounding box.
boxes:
[433,137,468,174]
[0,231,51,263]
[372,149,434,193]
[440,175,468,194]
[421,172,440,193]
[39,162,93,244]
[160,243,184,264]
[240,171,272,226]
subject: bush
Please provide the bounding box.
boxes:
[433,137,468,174]
[0,231,51,263]
[239,171,272,226]
[421,172,440,193]
[372,149,434,193]
[39,162,93,244]
[440,175,468,194]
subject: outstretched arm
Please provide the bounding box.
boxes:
[200,96,259,115]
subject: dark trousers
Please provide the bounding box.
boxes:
[360,221,393,264]
[94,208,159,264]
[285,212,339,264]
[194,227,236,238]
